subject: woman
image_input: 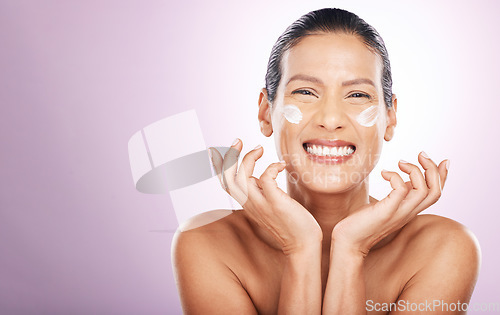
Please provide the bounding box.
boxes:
[172,8,480,314]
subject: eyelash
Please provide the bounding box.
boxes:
[291,90,372,100]
[349,92,371,99]
[292,89,316,96]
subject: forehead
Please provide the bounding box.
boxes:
[282,33,383,86]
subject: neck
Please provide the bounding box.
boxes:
[286,174,371,243]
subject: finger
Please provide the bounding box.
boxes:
[398,160,428,203]
[417,151,441,191]
[234,145,265,205]
[222,138,242,193]
[403,180,413,191]
[255,177,263,190]
[244,179,266,208]
[236,145,264,185]
[208,147,225,190]
[259,161,287,201]
[437,159,450,190]
[414,151,443,210]
[378,170,409,214]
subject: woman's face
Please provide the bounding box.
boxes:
[259,32,397,193]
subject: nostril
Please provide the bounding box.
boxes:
[319,123,343,130]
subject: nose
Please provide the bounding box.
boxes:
[311,98,347,131]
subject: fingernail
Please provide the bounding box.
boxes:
[381,169,389,173]
[279,159,286,165]
[254,144,262,150]
[399,159,409,164]
[445,159,451,171]
[232,138,240,146]
[420,151,429,159]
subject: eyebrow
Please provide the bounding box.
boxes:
[286,74,376,87]
[286,74,324,86]
[341,78,376,87]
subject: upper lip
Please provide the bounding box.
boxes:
[303,139,357,148]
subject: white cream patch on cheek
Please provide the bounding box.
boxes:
[355,105,379,127]
[283,104,303,124]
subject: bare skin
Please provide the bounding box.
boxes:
[172,33,481,314]
[174,210,479,314]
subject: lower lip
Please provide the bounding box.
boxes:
[304,148,355,164]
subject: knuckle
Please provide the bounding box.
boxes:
[240,156,250,165]
[269,162,280,169]
[259,175,271,184]
[399,184,409,194]
[264,168,277,177]
[431,189,442,199]
[408,163,418,170]
[237,167,249,178]
[418,189,429,199]
[260,171,270,179]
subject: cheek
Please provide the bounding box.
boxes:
[283,104,303,124]
[355,110,386,159]
[271,107,300,159]
[350,105,387,148]
[273,105,304,149]
[354,105,379,127]
[272,104,304,129]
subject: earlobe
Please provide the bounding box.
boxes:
[384,94,398,141]
[258,88,273,137]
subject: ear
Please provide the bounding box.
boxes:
[258,88,273,137]
[384,94,398,141]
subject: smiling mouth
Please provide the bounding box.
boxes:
[302,143,356,157]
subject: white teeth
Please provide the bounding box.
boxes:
[322,146,329,156]
[305,144,355,157]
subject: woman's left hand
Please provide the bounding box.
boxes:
[332,151,450,256]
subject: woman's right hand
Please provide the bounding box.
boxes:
[209,138,322,256]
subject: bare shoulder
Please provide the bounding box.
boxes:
[172,209,244,256]
[172,210,234,280]
[171,210,259,314]
[403,214,481,256]
[397,214,481,299]
[178,209,236,233]
[171,209,255,270]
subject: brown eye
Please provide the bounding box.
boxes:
[349,92,371,99]
[292,89,315,96]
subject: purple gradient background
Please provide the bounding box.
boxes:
[1,0,499,313]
